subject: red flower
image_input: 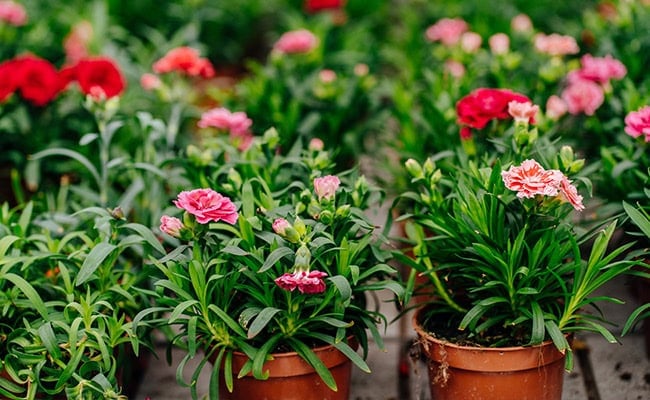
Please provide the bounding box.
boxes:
[275,270,328,294]
[12,55,62,106]
[152,47,215,78]
[64,57,126,98]
[456,88,531,130]
[305,0,343,13]
[0,58,21,102]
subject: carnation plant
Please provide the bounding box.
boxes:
[137,134,404,399]
[395,97,646,369]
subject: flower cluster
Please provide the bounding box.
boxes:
[197,107,254,150]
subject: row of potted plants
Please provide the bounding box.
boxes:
[1,0,649,399]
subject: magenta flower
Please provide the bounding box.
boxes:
[197,107,253,137]
[314,175,341,200]
[571,54,627,86]
[425,18,468,46]
[501,160,564,199]
[624,106,650,142]
[274,29,318,54]
[561,80,604,116]
[507,101,538,125]
[160,215,184,238]
[173,189,238,225]
[275,270,328,294]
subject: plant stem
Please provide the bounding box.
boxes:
[421,256,466,313]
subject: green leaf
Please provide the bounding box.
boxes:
[289,338,337,391]
[208,304,247,337]
[30,148,100,188]
[0,235,20,258]
[259,247,294,273]
[76,243,117,286]
[37,322,62,360]
[622,303,650,335]
[623,201,650,238]
[328,275,352,303]
[3,273,48,319]
[123,223,166,254]
[17,201,33,236]
[529,302,545,345]
[248,307,281,339]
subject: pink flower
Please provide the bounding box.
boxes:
[309,138,325,151]
[561,80,605,116]
[501,159,564,199]
[314,175,341,200]
[545,95,568,120]
[534,33,579,56]
[160,215,184,237]
[275,271,328,294]
[508,101,538,125]
[425,18,468,46]
[319,69,337,83]
[571,54,627,85]
[0,0,26,26]
[624,106,650,142]
[353,63,369,77]
[460,32,482,53]
[272,218,291,236]
[63,21,93,64]
[559,177,585,211]
[197,107,253,137]
[444,60,465,79]
[488,33,510,55]
[274,29,318,54]
[173,189,238,225]
[510,14,533,33]
[153,47,215,78]
[140,73,162,91]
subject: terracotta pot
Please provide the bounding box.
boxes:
[217,342,353,400]
[413,308,567,400]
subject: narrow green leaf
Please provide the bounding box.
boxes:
[76,243,117,286]
[248,307,281,339]
[259,247,293,273]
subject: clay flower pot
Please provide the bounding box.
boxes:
[217,341,353,400]
[413,307,568,400]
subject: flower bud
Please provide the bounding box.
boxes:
[294,244,311,272]
[319,209,334,224]
[559,146,575,166]
[160,215,184,238]
[423,158,436,177]
[335,204,351,219]
[405,158,424,180]
[273,218,300,243]
[293,217,307,237]
[263,127,280,148]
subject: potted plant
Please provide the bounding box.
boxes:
[394,99,648,400]
[137,130,404,400]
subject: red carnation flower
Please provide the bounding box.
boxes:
[456,88,531,130]
[305,0,343,13]
[13,55,62,106]
[0,58,21,102]
[68,57,126,98]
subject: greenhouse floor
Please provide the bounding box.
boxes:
[134,275,649,400]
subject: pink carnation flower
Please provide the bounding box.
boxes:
[624,106,650,142]
[559,177,585,211]
[314,175,341,200]
[571,54,627,85]
[275,270,328,294]
[274,29,318,54]
[272,218,291,236]
[197,107,253,137]
[545,95,568,120]
[488,33,510,55]
[510,14,533,33]
[460,32,482,53]
[425,18,469,46]
[501,159,564,198]
[140,73,162,91]
[508,101,538,125]
[160,215,183,237]
[534,33,579,56]
[173,189,238,225]
[444,60,465,79]
[561,80,605,116]
[153,47,215,78]
[0,0,26,26]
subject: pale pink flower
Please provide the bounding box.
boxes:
[140,73,162,91]
[272,218,291,236]
[444,60,465,79]
[571,54,627,85]
[624,106,650,142]
[561,80,605,116]
[425,18,469,46]
[460,32,482,53]
[309,138,325,151]
[319,69,337,83]
[197,107,253,137]
[501,159,564,199]
[545,95,568,120]
[508,101,538,125]
[275,270,328,294]
[173,188,238,225]
[353,63,369,77]
[0,1,26,26]
[534,33,579,56]
[559,177,585,211]
[63,21,93,64]
[314,175,341,200]
[274,29,318,54]
[160,215,184,237]
[510,14,533,33]
[488,33,510,55]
